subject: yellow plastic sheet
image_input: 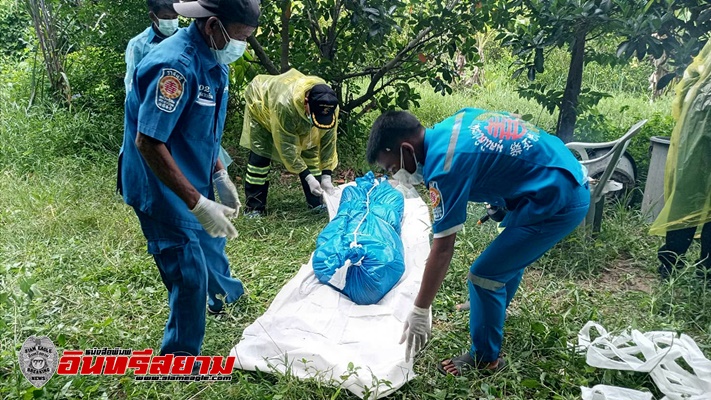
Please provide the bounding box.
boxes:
[240,69,339,175]
[650,42,711,235]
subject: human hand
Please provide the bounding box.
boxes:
[305,174,324,196]
[190,195,238,239]
[213,169,241,213]
[320,174,335,195]
[399,305,431,362]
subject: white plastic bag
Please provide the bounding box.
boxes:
[580,385,652,400]
[577,321,711,400]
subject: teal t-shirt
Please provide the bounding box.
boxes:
[423,108,587,238]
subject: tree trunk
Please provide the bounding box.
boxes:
[26,0,70,103]
[556,30,587,143]
[279,0,291,73]
[247,36,280,75]
[648,53,669,102]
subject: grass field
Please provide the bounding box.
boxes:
[1,65,709,399]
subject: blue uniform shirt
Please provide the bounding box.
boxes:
[124,26,170,94]
[424,108,587,238]
[119,22,229,229]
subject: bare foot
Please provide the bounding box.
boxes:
[455,300,470,311]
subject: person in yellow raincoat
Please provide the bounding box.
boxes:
[240,69,339,216]
[650,40,711,281]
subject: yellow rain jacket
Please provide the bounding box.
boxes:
[649,41,711,235]
[240,69,339,175]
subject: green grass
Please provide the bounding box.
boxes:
[2,160,709,400]
[1,67,709,400]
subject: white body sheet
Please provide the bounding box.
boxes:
[230,187,431,399]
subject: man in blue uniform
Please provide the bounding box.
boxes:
[124,0,180,94]
[366,109,590,375]
[124,0,235,168]
[118,0,260,357]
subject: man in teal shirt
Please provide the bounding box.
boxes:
[367,109,590,375]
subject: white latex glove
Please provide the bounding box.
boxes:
[399,305,431,362]
[320,174,335,194]
[189,195,238,239]
[213,169,241,214]
[305,174,324,196]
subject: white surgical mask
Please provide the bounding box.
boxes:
[392,146,424,186]
[210,20,247,64]
[156,18,179,36]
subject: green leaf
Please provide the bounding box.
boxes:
[527,66,536,81]
[521,379,540,388]
[656,73,676,91]
[532,321,547,334]
[534,48,544,73]
[19,277,35,300]
[616,41,629,58]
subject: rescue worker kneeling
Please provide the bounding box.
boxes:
[240,69,339,216]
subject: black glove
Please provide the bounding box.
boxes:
[478,204,507,224]
[486,205,507,222]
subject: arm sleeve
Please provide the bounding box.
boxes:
[136,62,193,143]
[318,114,338,172]
[271,115,308,174]
[430,175,471,238]
[124,41,136,93]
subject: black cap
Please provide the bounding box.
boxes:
[308,84,338,129]
[174,0,260,27]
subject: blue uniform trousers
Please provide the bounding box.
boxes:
[468,183,589,362]
[135,210,244,356]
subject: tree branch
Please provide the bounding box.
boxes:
[248,36,280,75]
[280,0,291,72]
[343,29,435,111]
[333,68,378,81]
[342,0,463,111]
[304,0,325,57]
[323,0,343,60]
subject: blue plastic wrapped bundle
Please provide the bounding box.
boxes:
[312,172,406,305]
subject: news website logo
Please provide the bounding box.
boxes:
[18,336,59,388]
[19,339,235,386]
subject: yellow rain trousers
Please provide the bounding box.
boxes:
[650,42,711,235]
[239,69,339,175]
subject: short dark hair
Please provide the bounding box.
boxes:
[366,111,423,164]
[147,0,178,14]
[195,16,210,30]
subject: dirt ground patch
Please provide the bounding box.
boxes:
[522,261,656,295]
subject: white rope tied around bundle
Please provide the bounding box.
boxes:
[349,181,378,250]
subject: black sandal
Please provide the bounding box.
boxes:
[437,352,506,376]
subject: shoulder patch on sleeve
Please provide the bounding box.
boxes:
[155,68,186,113]
[429,181,444,221]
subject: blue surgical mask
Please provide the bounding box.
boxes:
[156,18,179,36]
[392,146,424,186]
[210,21,247,64]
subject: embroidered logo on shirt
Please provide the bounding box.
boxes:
[198,84,214,101]
[429,181,444,221]
[155,68,186,113]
